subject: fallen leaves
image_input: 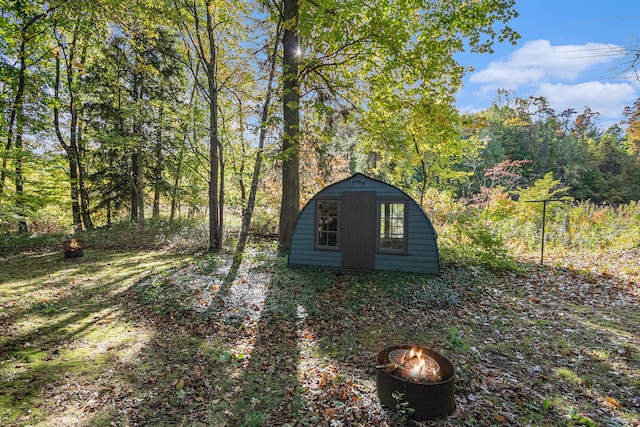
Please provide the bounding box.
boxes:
[492,413,507,424]
[2,246,638,427]
[606,396,622,408]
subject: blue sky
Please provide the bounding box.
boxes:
[455,0,640,129]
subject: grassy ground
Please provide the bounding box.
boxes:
[1,242,638,426]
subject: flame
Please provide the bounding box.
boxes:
[388,347,441,383]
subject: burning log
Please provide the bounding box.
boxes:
[386,348,442,383]
[63,238,85,258]
[376,345,455,420]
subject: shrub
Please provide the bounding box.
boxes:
[440,210,518,271]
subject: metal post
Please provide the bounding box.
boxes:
[540,200,547,265]
[526,199,565,266]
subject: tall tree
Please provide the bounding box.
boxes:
[52,7,100,231]
[275,0,519,246]
[79,3,183,226]
[236,13,282,258]
[174,0,239,251]
[1,0,54,232]
[278,0,300,248]
[623,98,640,161]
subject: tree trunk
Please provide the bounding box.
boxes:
[208,78,220,250]
[278,0,300,250]
[218,138,224,244]
[1,37,27,198]
[68,147,82,231]
[54,53,83,231]
[152,143,162,219]
[77,118,94,229]
[237,99,247,206]
[137,144,145,225]
[15,105,27,233]
[68,97,83,231]
[130,175,138,222]
[206,1,221,251]
[106,199,112,227]
[131,142,142,223]
[1,6,49,219]
[236,20,281,257]
[0,137,13,197]
[76,43,93,230]
[153,103,164,219]
[170,143,184,222]
[412,133,429,207]
[153,180,161,218]
[131,74,145,226]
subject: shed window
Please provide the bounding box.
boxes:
[379,202,405,251]
[317,200,339,248]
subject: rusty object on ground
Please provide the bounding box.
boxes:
[376,345,455,420]
[63,238,85,258]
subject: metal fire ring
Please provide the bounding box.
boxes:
[376,345,456,420]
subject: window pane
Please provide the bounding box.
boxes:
[317,201,339,247]
[380,202,405,251]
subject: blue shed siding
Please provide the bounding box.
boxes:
[288,203,342,268]
[288,173,440,274]
[374,200,439,274]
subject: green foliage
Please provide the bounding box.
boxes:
[496,199,640,254]
[570,411,597,427]
[0,151,69,233]
[433,171,638,269]
[0,217,208,255]
[242,412,266,427]
[30,300,57,315]
[391,391,415,422]
[440,210,518,271]
[0,231,66,254]
[517,172,570,204]
[473,96,640,204]
[445,326,471,351]
[83,218,208,250]
[294,0,519,199]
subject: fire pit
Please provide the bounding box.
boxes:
[376,345,455,420]
[63,238,85,258]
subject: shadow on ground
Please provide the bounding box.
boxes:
[2,248,638,426]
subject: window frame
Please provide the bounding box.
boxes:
[377,198,409,254]
[315,198,341,250]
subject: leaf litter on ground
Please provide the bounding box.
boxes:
[1,245,638,426]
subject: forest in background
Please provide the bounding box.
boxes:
[1,0,639,255]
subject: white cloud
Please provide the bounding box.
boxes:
[471,66,546,91]
[458,38,639,127]
[469,39,626,92]
[537,81,636,120]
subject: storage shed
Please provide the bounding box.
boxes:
[288,173,440,274]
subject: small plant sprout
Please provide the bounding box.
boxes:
[392,391,416,422]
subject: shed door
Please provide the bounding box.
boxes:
[342,191,376,270]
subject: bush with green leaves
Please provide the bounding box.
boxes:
[440,210,518,271]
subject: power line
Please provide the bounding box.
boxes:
[556,47,625,53]
[558,53,626,59]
